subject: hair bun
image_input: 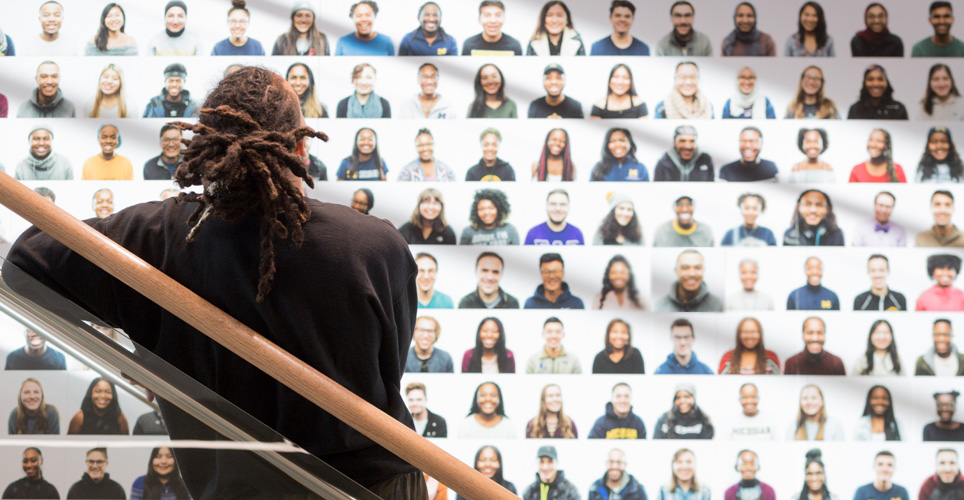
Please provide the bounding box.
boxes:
[232,0,246,9]
[805,449,822,461]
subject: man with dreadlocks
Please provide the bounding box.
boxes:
[3,67,425,499]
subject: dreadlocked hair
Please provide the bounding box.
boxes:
[170,67,328,303]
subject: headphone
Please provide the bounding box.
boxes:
[734,449,760,472]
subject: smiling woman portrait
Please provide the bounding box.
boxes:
[68,377,129,435]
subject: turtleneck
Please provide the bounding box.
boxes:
[166,28,185,38]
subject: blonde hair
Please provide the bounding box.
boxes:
[527,383,576,439]
[90,64,127,118]
[14,378,56,435]
[794,384,827,440]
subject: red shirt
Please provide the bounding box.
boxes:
[849,162,907,182]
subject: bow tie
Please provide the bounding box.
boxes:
[875,224,890,233]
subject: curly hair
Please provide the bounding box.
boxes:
[597,205,642,245]
[170,66,328,302]
[797,128,828,155]
[469,189,510,230]
[598,255,641,309]
[919,127,964,182]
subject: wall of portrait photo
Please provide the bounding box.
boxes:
[2,0,964,498]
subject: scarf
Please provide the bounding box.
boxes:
[664,89,712,119]
[723,4,763,56]
[729,82,767,117]
[347,92,384,119]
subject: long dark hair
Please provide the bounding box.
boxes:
[80,377,121,422]
[170,67,328,303]
[868,128,898,182]
[919,127,964,182]
[467,317,513,373]
[286,63,326,118]
[591,128,637,181]
[95,3,125,52]
[347,127,383,179]
[468,382,506,417]
[860,65,896,103]
[797,450,831,500]
[664,390,712,438]
[531,1,575,41]
[598,255,641,308]
[142,447,190,499]
[607,64,638,97]
[473,446,509,487]
[797,2,829,48]
[281,8,327,55]
[791,189,839,232]
[727,318,768,374]
[535,128,575,181]
[470,64,506,118]
[603,318,633,355]
[862,319,901,375]
[923,64,961,116]
[861,385,901,440]
[598,204,642,245]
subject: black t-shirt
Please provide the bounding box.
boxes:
[527,96,584,119]
[462,33,523,55]
[3,197,418,495]
[924,422,964,441]
[465,158,516,181]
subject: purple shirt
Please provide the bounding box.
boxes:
[524,222,584,245]
[851,219,907,247]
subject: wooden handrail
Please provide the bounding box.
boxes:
[0,171,514,500]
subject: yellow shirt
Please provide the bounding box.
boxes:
[82,154,133,180]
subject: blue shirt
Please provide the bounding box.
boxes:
[590,36,650,55]
[597,159,650,182]
[420,291,453,309]
[524,222,584,245]
[336,33,395,56]
[5,347,67,370]
[721,225,777,246]
[211,38,265,56]
[398,28,457,56]
[0,35,15,56]
[654,352,713,374]
[336,157,388,180]
[853,483,909,500]
[787,284,840,310]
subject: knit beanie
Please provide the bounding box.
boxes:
[607,192,633,212]
[292,0,315,16]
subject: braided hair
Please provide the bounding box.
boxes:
[170,67,328,302]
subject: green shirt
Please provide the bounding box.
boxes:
[468,99,518,118]
[912,36,964,57]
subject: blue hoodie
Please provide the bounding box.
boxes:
[588,402,646,439]
[654,352,713,375]
[589,472,647,500]
[524,282,585,309]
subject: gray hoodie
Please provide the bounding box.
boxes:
[17,88,77,118]
[15,152,74,180]
[655,281,724,312]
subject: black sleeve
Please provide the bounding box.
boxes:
[382,98,391,118]
[336,98,349,118]
[441,226,456,245]
[3,205,167,351]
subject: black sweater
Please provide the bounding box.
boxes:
[4,197,418,496]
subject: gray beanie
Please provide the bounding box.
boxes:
[607,192,633,212]
[292,0,315,16]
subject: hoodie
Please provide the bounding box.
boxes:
[15,152,73,180]
[143,89,200,118]
[915,347,964,376]
[919,474,964,500]
[66,472,126,499]
[653,408,714,439]
[588,402,647,439]
[654,149,714,182]
[465,158,516,181]
[523,471,581,500]
[17,88,76,118]
[589,472,647,500]
[654,352,714,375]
[524,282,585,309]
[654,282,723,313]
